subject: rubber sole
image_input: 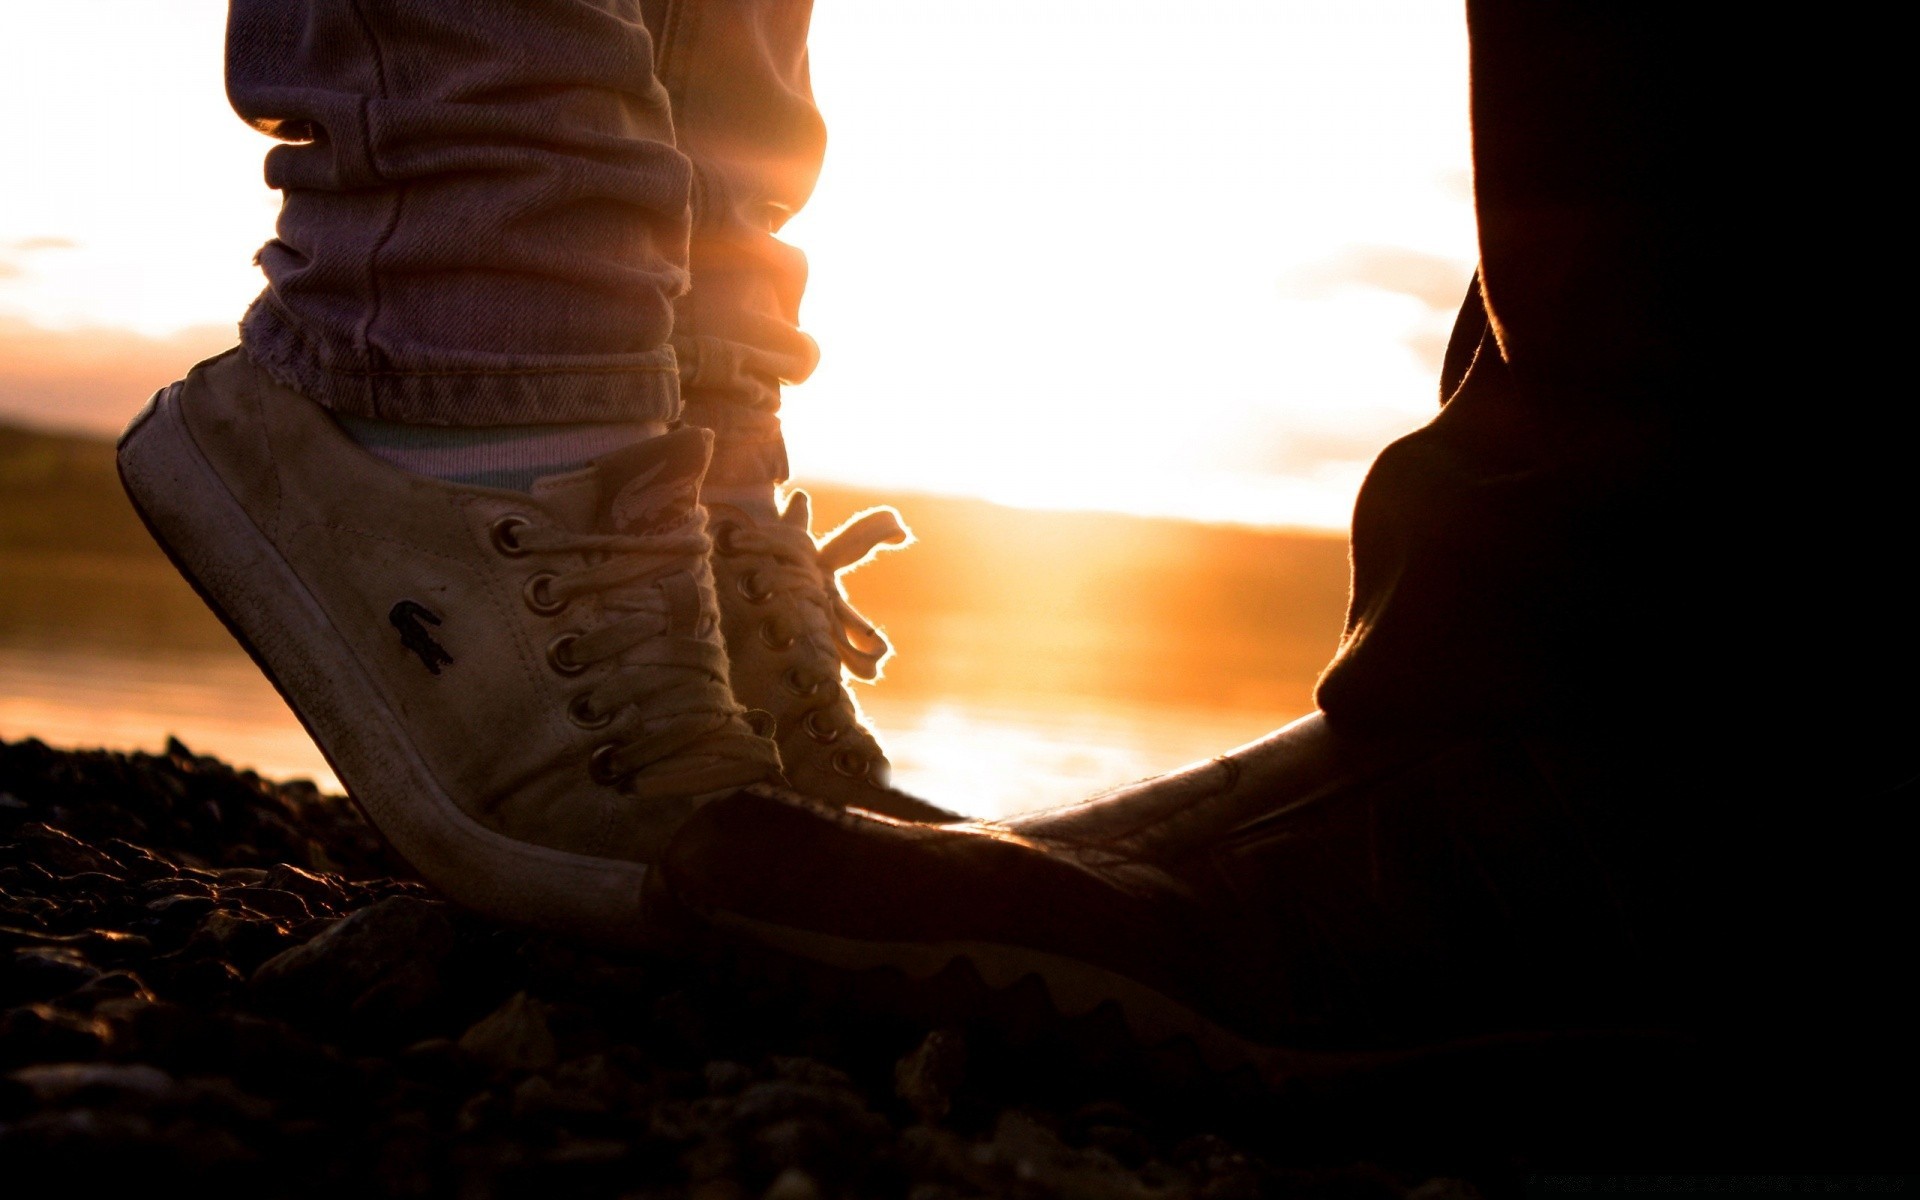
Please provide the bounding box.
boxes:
[116,381,656,948]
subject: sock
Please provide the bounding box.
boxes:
[337,417,666,492]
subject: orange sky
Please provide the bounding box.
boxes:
[0,0,1475,530]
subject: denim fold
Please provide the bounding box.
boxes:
[227,0,821,464]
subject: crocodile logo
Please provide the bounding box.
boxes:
[388,601,453,675]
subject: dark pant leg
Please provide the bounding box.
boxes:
[1315,1,1700,738]
[1315,1,1915,1129]
[1316,1,1914,776]
[1315,284,1689,737]
[227,0,690,424]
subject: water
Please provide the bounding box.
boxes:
[0,641,1299,822]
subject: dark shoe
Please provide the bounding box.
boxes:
[706,492,956,822]
[652,714,1683,1082]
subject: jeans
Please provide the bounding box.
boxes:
[1314,0,1693,739]
[226,0,819,485]
[1320,2,1914,1083]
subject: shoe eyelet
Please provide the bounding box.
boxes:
[782,667,822,697]
[523,572,568,616]
[803,709,840,745]
[831,749,868,779]
[713,522,743,556]
[743,708,777,738]
[568,693,611,729]
[758,619,795,651]
[490,514,532,556]
[736,570,774,604]
[589,742,624,785]
[547,632,587,676]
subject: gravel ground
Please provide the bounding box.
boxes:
[0,736,1497,1197]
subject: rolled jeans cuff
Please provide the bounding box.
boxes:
[240,294,684,427]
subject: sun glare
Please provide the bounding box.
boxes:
[1,0,1473,530]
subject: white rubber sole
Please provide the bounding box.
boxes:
[117,383,653,948]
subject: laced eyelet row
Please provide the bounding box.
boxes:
[496,514,581,680]
[488,502,778,793]
[705,505,885,784]
[499,512,613,776]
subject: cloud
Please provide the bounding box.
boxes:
[1216,411,1430,477]
[0,235,81,281]
[1282,243,1476,377]
[9,236,79,252]
[0,317,238,435]
[1286,244,1474,315]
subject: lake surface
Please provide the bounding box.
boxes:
[0,640,1298,821]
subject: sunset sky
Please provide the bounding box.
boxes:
[0,0,1475,530]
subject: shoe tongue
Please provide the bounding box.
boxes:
[594,426,713,535]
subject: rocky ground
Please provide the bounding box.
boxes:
[0,736,1498,1197]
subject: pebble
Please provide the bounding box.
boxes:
[895,1027,967,1124]
[764,1166,824,1200]
[458,991,558,1077]
[11,1061,175,1106]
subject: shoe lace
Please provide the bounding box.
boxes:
[495,510,779,795]
[715,492,909,772]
